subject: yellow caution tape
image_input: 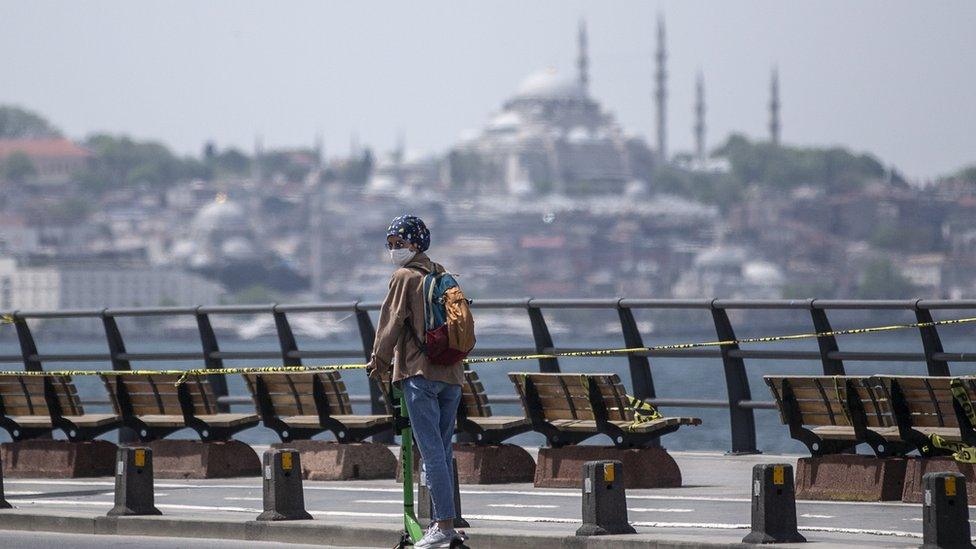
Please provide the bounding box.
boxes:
[924,378,976,464]
[0,315,973,385]
[950,378,976,426]
[626,394,664,432]
[929,433,976,464]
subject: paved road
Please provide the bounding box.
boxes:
[0,529,370,548]
[0,451,947,547]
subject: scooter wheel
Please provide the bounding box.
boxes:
[394,531,413,548]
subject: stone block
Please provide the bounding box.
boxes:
[453,443,535,484]
[1,440,117,478]
[397,443,536,484]
[271,441,395,481]
[534,446,681,489]
[123,440,260,479]
[902,456,976,504]
[795,454,906,502]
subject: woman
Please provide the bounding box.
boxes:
[365,214,466,549]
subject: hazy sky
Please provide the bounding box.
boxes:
[2,1,974,179]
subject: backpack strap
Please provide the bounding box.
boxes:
[402,266,434,353]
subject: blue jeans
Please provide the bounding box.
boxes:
[403,375,461,522]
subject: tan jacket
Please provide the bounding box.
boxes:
[366,252,464,386]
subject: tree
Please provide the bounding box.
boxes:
[0,152,37,184]
[215,148,251,176]
[953,164,976,183]
[0,105,61,139]
[712,134,896,192]
[854,258,918,299]
[78,134,204,193]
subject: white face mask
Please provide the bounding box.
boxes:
[390,248,415,266]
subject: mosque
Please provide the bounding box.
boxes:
[443,17,782,195]
[448,21,651,195]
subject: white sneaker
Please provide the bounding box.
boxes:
[414,526,456,548]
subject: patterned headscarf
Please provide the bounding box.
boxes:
[386,215,430,252]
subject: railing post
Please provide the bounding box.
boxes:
[914,300,950,376]
[617,301,659,448]
[354,303,392,443]
[272,307,301,367]
[616,300,655,400]
[526,299,559,373]
[102,311,132,371]
[710,301,759,455]
[102,310,136,442]
[12,312,42,372]
[195,308,229,413]
[808,300,845,375]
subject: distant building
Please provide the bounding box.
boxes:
[672,245,785,299]
[0,257,225,311]
[0,138,90,185]
[0,257,225,338]
[0,216,40,256]
[449,22,655,195]
[168,193,306,291]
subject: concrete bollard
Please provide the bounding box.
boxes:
[418,457,469,528]
[0,454,12,509]
[921,472,974,549]
[107,446,161,516]
[576,460,636,536]
[742,463,805,544]
[256,448,313,521]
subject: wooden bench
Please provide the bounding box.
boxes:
[0,374,119,442]
[763,375,912,457]
[508,372,701,448]
[243,370,392,443]
[872,375,976,456]
[456,370,531,444]
[101,373,258,442]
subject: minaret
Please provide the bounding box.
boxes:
[655,14,668,163]
[252,134,264,180]
[694,71,706,164]
[577,19,590,93]
[769,67,781,146]
[313,132,323,167]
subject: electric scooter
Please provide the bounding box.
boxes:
[392,384,470,548]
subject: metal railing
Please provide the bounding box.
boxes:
[3,298,976,453]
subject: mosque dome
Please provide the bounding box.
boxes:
[192,195,250,235]
[515,69,585,100]
[487,111,523,132]
[694,246,748,269]
[743,261,785,286]
[221,237,259,261]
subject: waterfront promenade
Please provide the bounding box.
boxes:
[0,447,948,548]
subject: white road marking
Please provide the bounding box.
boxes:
[6,480,194,489]
[628,507,694,513]
[797,525,921,539]
[487,503,559,509]
[4,491,43,495]
[354,499,402,504]
[632,520,749,529]
[224,497,261,501]
[2,498,933,539]
[6,479,929,512]
[308,510,401,518]
[800,513,835,519]
[8,499,262,513]
[904,518,976,524]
